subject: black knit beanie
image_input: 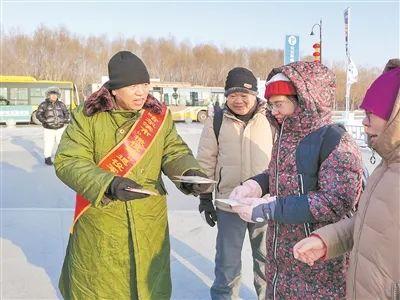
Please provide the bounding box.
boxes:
[224,67,258,97]
[104,51,150,90]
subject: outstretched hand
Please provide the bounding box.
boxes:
[105,176,148,201]
[181,169,212,196]
[231,196,276,223]
[293,235,327,266]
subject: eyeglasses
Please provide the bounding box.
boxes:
[265,100,290,112]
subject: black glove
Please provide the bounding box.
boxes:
[181,169,212,196]
[199,193,217,227]
[105,176,148,201]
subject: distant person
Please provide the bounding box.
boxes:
[54,51,210,299]
[230,61,363,299]
[36,87,69,165]
[214,98,221,111]
[197,67,274,299]
[208,98,222,117]
[293,59,400,299]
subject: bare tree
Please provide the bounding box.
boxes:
[1,25,381,105]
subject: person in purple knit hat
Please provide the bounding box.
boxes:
[293,59,400,299]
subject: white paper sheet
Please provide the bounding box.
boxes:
[124,187,158,195]
[172,176,217,184]
[214,198,242,207]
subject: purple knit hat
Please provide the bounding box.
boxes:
[360,67,400,120]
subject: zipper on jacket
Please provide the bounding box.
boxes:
[303,223,311,237]
[216,167,223,193]
[297,174,304,195]
[52,102,60,126]
[272,119,285,300]
[298,173,312,237]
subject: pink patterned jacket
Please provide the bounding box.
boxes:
[261,62,363,299]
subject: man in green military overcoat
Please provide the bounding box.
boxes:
[54,51,209,299]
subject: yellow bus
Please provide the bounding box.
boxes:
[150,81,225,123]
[0,76,80,124]
[85,80,225,123]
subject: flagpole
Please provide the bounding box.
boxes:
[345,70,351,119]
[344,7,358,124]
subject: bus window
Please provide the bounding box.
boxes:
[151,87,162,103]
[63,89,71,106]
[170,92,179,106]
[199,91,211,106]
[10,88,28,105]
[30,87,46,105]
[172,88,181,106]
[164,93,170,105]
[211,92,225,106]
[177,93,186,106]
[0,87,7,102]
[190,92,198,106]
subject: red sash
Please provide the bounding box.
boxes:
[71,106,167,232]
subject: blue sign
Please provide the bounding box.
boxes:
[284,35,300,65]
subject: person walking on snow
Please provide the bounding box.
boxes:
[36,86,69,165]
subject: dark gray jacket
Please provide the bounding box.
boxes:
[37,99,70,129]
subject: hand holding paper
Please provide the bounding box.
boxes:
[179,170,214,196]
[231,196,276,223]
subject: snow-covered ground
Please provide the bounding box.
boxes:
[0,123,380,300]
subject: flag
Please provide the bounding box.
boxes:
[347,58,358,84]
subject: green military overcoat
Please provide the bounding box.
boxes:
[54,102,201,300]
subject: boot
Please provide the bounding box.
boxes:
[45,157,53,165]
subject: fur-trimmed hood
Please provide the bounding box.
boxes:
[265,61,335,136]
[84,85,164,116]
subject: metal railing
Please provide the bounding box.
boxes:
[344,124,367,148]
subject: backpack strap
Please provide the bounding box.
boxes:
[213,107,224,143]
[296,124,346,195]
[319,123,346,165]
[296,124,346,236]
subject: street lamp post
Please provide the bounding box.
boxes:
[310,19,322,63]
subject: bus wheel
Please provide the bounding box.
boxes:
[197,110,208,123]
[31,110,41,125]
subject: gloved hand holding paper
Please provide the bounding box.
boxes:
[124,187,158,196]
[173,176,217,184]
[214,198,241,209]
